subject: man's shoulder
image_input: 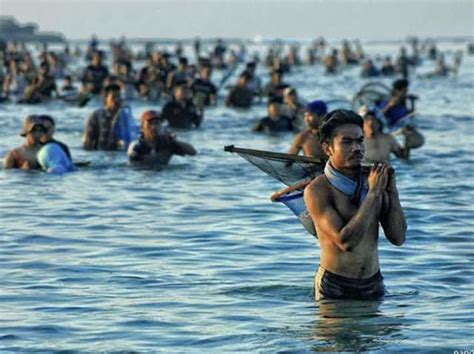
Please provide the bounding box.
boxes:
[305,175,331,202]
[292,131,307,143]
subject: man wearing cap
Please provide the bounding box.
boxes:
[288,100,328,159]
[3,115,46,169]
[361,107,406,162]
[128,110,197,165]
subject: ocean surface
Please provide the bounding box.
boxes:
[1,42,473,352]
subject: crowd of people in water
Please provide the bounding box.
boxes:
[0,35,469,173]
[1,34,471,302]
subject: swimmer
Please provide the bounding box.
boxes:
[254,99,295,133]
[360,107,406,162]
[128,110,196,165]
[288,100,328,159]
[304,110,406,300]
[3,115,46,170]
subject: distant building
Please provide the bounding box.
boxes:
[0,16,66,43]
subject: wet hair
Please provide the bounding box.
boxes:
[392,78,409,91]
[268,97,281,106]
[38,114,55,126]
[246,61,256,69]
[103,83,121,95]
[319,109,364,144]
[239,71,251,81]
[179,57,188,65]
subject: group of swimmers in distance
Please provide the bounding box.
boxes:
[2,33,465,172]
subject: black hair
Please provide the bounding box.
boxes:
[103,83,121,95]
[38,114,55,126]
[239,71,251,80]
[392,78,409,91]
[268,97,282,106]
[319,109,363,144]
[179,57,188,65]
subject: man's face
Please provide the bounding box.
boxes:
[200,67,210,80]
[174,86,186,101]
[42,120,55,141]
[285,93,296,104]
[304,112,321,129]
[92,53,101,65]
[27,125,46,144]
[143,119,161,140]
[271,73,281,84]
[363,115,381,135]
[268,103,280,119]
[105,90,122,111]
[324,124,365,170]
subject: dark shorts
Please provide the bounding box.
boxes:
[315,266,385,301]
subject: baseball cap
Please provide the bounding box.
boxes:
[306,100,328,116]
[20,115,45,136]
[141,110,162,125]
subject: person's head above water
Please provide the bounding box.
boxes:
[141,110,164,141]
[319,109,363,144]
[319,110,364,170]
[392,78,409,91]
[21,115,46,145]
[306,100,327,117]
[267,99,281,119]
[102,83,122,111]
[304,100,327,129]
[38,114,56,141]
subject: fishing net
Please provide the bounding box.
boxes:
[224,145,320,237]
[224,145,324,186]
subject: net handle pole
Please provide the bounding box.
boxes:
[224,145,324,165]
[270,179,313,202]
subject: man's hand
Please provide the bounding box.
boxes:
[368,162,389,196]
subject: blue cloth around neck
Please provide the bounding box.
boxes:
[324,161,368,205]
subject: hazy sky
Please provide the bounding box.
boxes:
[1,0,473,40]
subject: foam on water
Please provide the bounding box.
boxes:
[0,42,473,351]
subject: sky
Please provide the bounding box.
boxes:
[1,0,473,41]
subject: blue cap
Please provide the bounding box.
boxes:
[306,100,327,116]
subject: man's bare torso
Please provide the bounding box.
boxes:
[312,175,383,278]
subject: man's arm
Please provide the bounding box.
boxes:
[288,133,303,155]
[83,112,98,150]
[389,135,407,159]
[380,172,407,246]
[3,151,15,169]
[173,139,197,156]
[304,163,389,252]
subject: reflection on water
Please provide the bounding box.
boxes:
[312,299,404,352]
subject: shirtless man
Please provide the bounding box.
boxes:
[304,110,406,300]
[288,100,327,160]
[3,115,46,170]
[361,108,406,162]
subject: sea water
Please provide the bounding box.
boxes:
[0,41,473,352]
